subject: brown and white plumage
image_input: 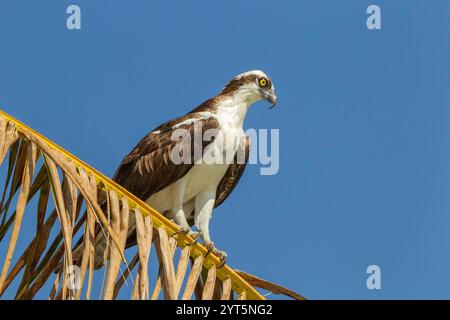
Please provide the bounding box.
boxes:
[112,114,219,202]
[72,70,277,267]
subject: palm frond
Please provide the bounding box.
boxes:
[0,109,302,300]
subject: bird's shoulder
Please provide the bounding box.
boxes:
[119,110,219,165]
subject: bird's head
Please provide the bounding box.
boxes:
[220,70,277,109]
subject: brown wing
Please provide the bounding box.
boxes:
[113,114,220,202]
[214,136,250,207]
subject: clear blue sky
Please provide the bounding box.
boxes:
[1,0,450,299]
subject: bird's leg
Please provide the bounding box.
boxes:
[194,190,228,265]
[171,207,199,239]
[170,187,199,242]
[205,245,228,268]
[172,204,199,244]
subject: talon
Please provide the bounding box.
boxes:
[187,238,199,246]
[217,257,227,269]
[204,242,215,257]
[171,227,190,238]
[186,231,200,246]
[214,249,228,265]
[211,247,228,268]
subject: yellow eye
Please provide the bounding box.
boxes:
[258,77,268,87]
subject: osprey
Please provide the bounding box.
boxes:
[74,70,277,267]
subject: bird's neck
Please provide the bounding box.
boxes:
[217,90,261,129]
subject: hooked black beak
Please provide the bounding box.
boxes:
[267,93,277,109]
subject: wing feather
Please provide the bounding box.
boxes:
[214,136,250,207]
[113,113,219,202]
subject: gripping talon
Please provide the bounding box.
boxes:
[171,227,189,238]
[187,237,199,246]
[211,247,228,267]
[204,242,215,257]
[217,258,227,269]
[187,241,198,247]
[171,230,183,237]
[215,250,228,268]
